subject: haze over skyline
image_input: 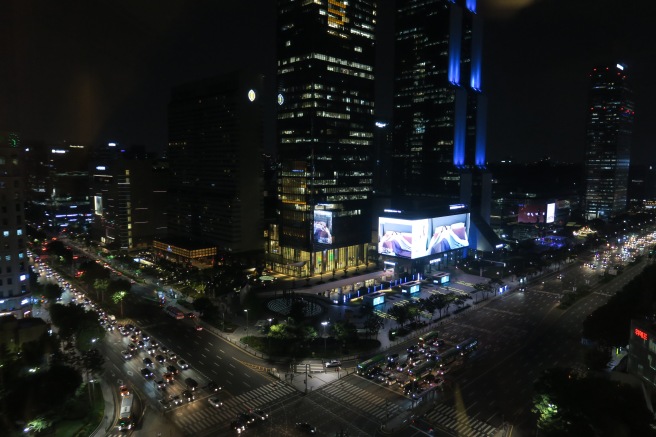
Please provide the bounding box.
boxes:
[2,0,655,163]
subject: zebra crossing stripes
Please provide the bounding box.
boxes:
[170,382,299,434]
[320,380,403,422]
[424,403,497,437]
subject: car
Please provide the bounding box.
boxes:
[296,422,317,434]
[231,420,246,434]
[141,334,150,342]
[396,361,410,372]
[407,345,418,353]
[178,360,189,370]
[158,398,171,409]
[386,374,398,386]
[206,381,221,392]
[182,389,195,402]
[171,395,182,405]
[194,325,203,331]
[208,397,223,407]
[387,353,399,363]
[143,357,154,368]
[155,354,166,364]
[155,380,166,390]
[137,340,145,349]
[141,368,154,379]
[166,365,179,375]
[130,334,139,342]
[133,327,142,335]
[184,377,199,391]
[163,372,174,383]
[167,352,177,361]
[150,340,160,349]
[128,343,138,353]
[251,409,269,420]
[237,412,256,425]
[325,360,341,368]
[366,366,382,379]
[146,346,156,355]
[186,312,196,318]
[119,385,130,397]
[121,350,132,360]
[159,346,170,355]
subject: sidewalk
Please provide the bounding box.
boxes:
[90,378,117,437]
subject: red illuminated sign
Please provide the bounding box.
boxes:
[635,328,648,341]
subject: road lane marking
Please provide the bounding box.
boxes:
[243,373,250,378]
[205,347,210,352]
[198,360,204,365]
[227,371,233,376]
[229,363,235,368]
[219,349,225,354]
[201,353,207,358]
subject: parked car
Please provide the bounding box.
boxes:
[325,360,341,368]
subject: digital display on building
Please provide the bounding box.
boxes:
[313,210,334,245]
[378,213,469,259]
[518,204,554,224]
[372,295,384,306]
[94,196,103,216]
[546,203,555,224]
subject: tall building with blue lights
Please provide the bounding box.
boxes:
[392,0,488,222]
[584,64,634,220]
[270,0,376,277]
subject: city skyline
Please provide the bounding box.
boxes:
[3,0,656,163]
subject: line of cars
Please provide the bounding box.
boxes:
[230,408,269,434]
[114,322,222,409]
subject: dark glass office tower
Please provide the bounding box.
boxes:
[584,64,634,220]
[168,71,264,255]
[273,0,376,277]
[392,0,487,217]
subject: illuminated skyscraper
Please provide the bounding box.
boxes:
[0,132,30,317]
[584,64,634,220]
[392,0,488,218]
[272,0,376,277]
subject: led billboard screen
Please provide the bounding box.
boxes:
[518,203,556,224]
[313,210,334,245]
[546,203,555,224]
[378,213,469,259]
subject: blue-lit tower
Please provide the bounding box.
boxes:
[392,0,488,222]
[584,64,634,220]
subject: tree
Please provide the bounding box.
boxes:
[193,297,214,315]
[82,348,105,378]
[473,282,492,302]
[388,305,409,328]
[50,304,87,340]
[331,321,358,343]
[433,294,448,318]
[363,314,384,339]
[268,323,291,340]
[112,291,127,317]
[42,283,63,301]
[302,326,318,344]
[93,278,109,303]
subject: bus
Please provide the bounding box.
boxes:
[118,394,134,431]
[408,360,436,381]
[164,305,184,320]
[418,331,440,349]
[434,348,460,368]
[456,337,478,356]
[356,354,386,375]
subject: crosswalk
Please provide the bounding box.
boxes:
[423,403,497,437]
[169,382,300,435]
[319,379,404,422]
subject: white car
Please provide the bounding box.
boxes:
[208,397,223,407]
[325,360,341,368]
[121,350,132,360]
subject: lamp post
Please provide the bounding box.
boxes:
[321,321,329,354]
[244,309,249,334]
[268,318,273,353]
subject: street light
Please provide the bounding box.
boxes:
[321,321,329,354]
[268,318,273,353]
[244,309,249,334]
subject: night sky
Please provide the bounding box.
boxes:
[2,0,655,163]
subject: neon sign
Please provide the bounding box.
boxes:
[635,328,648,341]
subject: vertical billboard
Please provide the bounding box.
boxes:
[378,213,469,259]
[546,203,555,224]
[94,195,103,216]
[313,210,334,244]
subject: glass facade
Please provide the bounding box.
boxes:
[584,64,634,220]
[392,0,486,204]
[275,0,376,276]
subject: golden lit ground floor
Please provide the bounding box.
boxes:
[268,243,371,278]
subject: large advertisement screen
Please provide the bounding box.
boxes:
[518,203,556,224]
[94,195,103,216]
[378,213,470,259]
[313,210,334,245]
[546,203,555,224]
